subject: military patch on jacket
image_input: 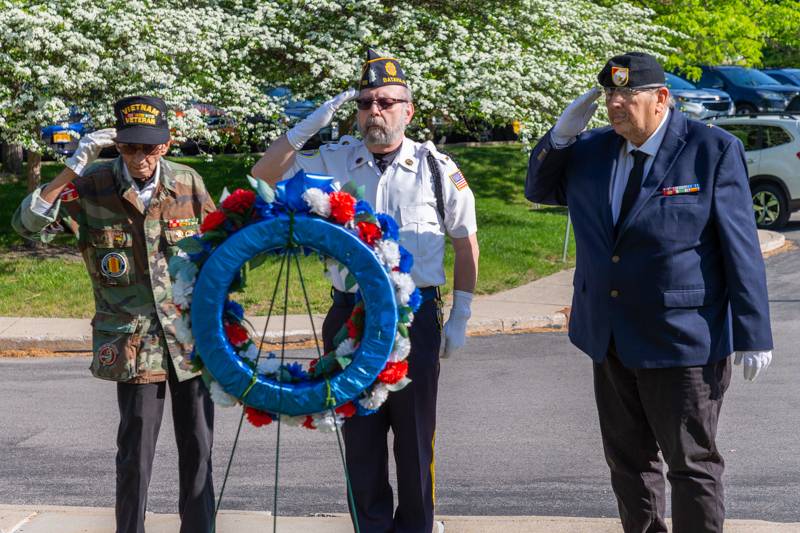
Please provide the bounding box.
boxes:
[60,183,79,202]
[101,252,128,278]
[661,183,700,196]
[449,170,469,191]
[166,217,198,229]
[98,343,118,366]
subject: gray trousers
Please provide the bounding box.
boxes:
[115,361,215,533]
[593,341,731,533]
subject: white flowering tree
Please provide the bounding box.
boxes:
[1,0,672,191]
[239,0,673,143]
[0,1,283,190]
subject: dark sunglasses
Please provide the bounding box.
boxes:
[115,143,161,156]
[355,97,409,111]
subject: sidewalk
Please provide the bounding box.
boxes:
[0,230,785,352]
[2,505,798,533]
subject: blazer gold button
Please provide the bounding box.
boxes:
[610,290,619,298]
[405,159,413,165]
[612,255,620,263]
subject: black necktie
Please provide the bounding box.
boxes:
[616,150,647,232]
[374,155,390,174]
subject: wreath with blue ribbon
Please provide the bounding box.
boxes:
[168,170,421,431]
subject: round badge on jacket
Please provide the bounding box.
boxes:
[101,252,128,278]
[98,343,118,366]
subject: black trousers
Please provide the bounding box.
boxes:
[593,341,732,533]
[115,359,215,533]
[323,297,441,533]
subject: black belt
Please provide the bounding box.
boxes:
[331,286,439,306]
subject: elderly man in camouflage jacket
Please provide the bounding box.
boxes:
[13,96,216,533]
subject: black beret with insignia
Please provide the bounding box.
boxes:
[359,48,408,89]
[597,52,665,89]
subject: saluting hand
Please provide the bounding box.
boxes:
[551,87,602,147]
[286,88,358,150]
[65,128,117,177]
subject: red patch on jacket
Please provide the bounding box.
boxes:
[60,183,79,202]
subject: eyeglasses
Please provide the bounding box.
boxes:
[355,97,409,111]
[116,143,161,156]
[603,87,661,100]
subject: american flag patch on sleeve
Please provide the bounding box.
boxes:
[449,170,468,191]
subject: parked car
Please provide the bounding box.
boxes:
[696,66,800,115]
[40,107,91,156]
[665,73,734,119]
[760,68,800,88]
[708,113,800,229]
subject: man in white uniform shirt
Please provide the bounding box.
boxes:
[251,48,479,533]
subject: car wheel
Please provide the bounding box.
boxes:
[736,103,757,115]
[751,182,790,230]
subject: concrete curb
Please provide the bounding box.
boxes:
[0,230,786,353]
[2,505,799,533]
[759,229,786,254]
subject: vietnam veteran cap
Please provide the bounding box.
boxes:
[359,48,408,89]
[597,52,665,88]
[113,95,170,144]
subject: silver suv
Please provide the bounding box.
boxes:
[709,113,800,229]
[667,73,734,119]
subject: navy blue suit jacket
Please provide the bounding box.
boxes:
[525,110,773,368]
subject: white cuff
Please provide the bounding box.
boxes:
[550,133,577,149]
[30,193,55,217]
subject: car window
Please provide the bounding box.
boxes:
[767,73,790,85]
[717,124,761,150]
[666,73,696,90]
[763,126,793,148]
[699,71,724,89]
[722,68,782,87]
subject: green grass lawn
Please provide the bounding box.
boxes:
[0,145,574,317]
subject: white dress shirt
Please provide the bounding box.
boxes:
[610,110,670,224]
[284,135,477,289]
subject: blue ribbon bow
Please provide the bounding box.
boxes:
[275,170,336,212]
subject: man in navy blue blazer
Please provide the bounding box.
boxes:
[526,52,773,533]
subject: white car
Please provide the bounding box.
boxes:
[709,113,800,230]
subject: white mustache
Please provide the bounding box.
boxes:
[365,118,386,129]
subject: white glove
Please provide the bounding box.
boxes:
[65,127,116,176]
[734,350,773,381]
[441,290,473,359]
[285,88,358,150]
[551,87,601,147]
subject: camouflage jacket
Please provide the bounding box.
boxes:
[12,158,215,383]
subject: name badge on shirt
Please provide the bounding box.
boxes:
[661,183,700,196]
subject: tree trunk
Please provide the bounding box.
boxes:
[27,151,42,192]
[24,151,45,250]
[1,143,24,175]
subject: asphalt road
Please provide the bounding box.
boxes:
[2,226,800,522]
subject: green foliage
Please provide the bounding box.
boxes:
[594,0,800,78]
